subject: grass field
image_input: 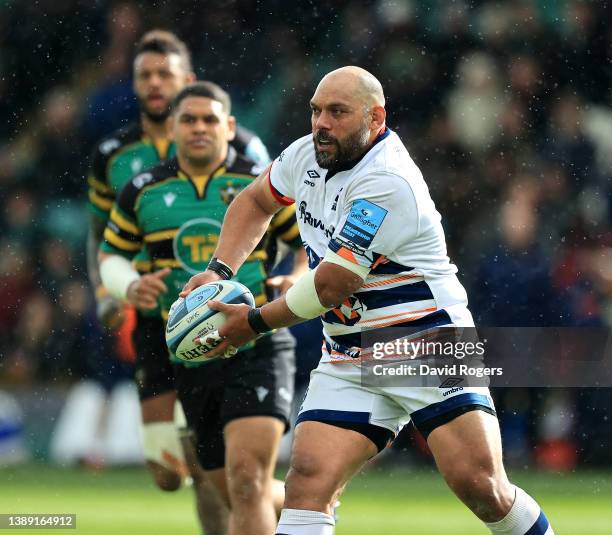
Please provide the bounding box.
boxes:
[1,464,611,534]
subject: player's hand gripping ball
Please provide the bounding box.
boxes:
[165,280,255,363]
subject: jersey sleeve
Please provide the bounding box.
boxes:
[268,204,301,249]
[327,172,419,270]
[268,140,302,205]
[87,139,119,221]
[100,178,144,259]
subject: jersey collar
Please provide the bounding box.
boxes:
[174,145,238,199]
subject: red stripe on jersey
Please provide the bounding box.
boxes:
[267,162,295,205]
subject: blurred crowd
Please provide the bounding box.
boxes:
[1,0,611,465]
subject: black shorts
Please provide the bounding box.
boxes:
[175,329,296,470]
[133,312,176,400]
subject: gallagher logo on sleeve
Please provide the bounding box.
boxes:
[339,199,387,248]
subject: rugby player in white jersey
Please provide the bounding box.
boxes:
[181,66,555,535]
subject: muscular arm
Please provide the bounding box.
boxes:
[98,250,170,311]
[214,168,282,271]
[259,261,364,328]
[181,167,284,295]
[206,258,365,357]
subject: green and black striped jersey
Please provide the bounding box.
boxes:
[88,123,175,223]
[101,148,301,320]
[88,122,269,227]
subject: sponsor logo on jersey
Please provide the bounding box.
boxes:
[339,199,387,248]
[298,201,335,238]
[131,158,143,174]
[255,386,269,402]
[163,192,177,207]
[173,218,222,274]
[304,170,320,186]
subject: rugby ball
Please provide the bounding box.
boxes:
[165,280,255,363]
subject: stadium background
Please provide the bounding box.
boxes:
[0,0,611,533]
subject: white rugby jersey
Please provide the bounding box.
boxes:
[269,128,470,362]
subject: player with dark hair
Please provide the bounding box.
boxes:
[85,31,270,535]
[99,81,305,535]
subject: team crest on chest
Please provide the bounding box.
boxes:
[219,182,244,205]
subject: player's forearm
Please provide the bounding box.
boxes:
[98,251,140,300]
[259,295,303,329]
[257,259,364,330]
[212,188,275,272]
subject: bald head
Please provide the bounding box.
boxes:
[317,66,385,108]
[310,66,387,170]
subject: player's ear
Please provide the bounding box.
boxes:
[227,115,237,141]
[185,71,196,84]
[370,105,386,131]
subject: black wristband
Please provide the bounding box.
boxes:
[247,307,273,334]
[207,257,234,280]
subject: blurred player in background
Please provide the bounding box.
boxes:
[182,67,555,535]
[86,31,270,534]
[99,81,306,535]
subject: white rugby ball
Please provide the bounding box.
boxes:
[165,280,255,363]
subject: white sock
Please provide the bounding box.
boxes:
[276,508,335,535]
[486,487,554,534]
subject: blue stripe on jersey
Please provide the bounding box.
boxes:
[370,258,415,275]
[325,309,453,351]
[354,280,434,310]
[296,409,371,425]
[525,511,550,535]
[410,393,493,428]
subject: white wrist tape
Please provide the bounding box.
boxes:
[323,249,370,279]
[285,268,329,319]
[285,250,370,320]
[100,255,140,300]
[142,421,188,476]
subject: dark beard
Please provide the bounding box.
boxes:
[138,96,171,123]
[313,125,370,170]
